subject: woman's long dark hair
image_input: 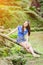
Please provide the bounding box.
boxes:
[22,21,30,36]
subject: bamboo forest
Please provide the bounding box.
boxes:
[0,0,43,65]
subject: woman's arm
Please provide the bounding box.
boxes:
[7,27,18,36]
[25,33,30,42]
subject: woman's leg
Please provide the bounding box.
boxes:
[19,41,40,57]
[19,42,31,53]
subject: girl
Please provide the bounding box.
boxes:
[8,21,40,57]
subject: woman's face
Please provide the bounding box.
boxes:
[23,21,29,28]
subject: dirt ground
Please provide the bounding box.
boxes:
[25,31,43,65]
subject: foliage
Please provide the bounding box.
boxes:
[0,0,43,65]
[0,0,43,28]
[0,31,43,65]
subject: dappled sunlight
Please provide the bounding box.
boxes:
[0,0,43,65]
